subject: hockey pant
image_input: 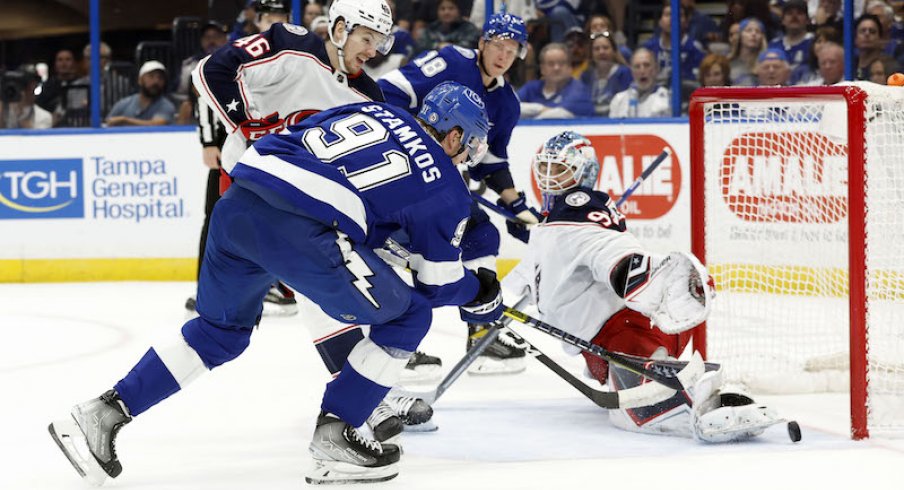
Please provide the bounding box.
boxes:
[114,185,431,427]
[310,203,500,375]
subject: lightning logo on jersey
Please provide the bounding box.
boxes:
[335,231,379,309]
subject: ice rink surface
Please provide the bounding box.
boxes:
[2,282,902,490]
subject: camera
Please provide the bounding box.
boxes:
[1,68,39,103]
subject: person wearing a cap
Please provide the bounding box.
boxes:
[767,0,814,71]
[176,20,229,100]
[642,0,706,85]
[729,17,768,86]
[105,61,175,126]
[754,48,791,86]
[564,27,591,79]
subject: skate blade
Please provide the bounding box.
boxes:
[402,420,438,433]
[467,356,526,376]
[48,418,108,486]
[305,459,398,485]
[399,365,442,384]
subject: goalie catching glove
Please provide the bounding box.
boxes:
[610,252,715,333]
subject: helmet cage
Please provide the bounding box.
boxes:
[532,132,598,195]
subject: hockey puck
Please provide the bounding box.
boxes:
[787,421,802,443]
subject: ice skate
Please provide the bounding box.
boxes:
[366,400,403,444]
[48,389,132,486]
[399,350,442,384]
[262,281,298,317]
[306,413,400,485]
[466,324,527,375]
[385,395,437,432]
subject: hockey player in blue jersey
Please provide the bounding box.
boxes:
[377,10,540,376]
[48,82,501,486]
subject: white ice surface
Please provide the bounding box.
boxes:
[1,282,902,490]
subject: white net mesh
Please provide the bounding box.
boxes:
[696,83,904,436]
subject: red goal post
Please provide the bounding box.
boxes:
[688,84,904,440]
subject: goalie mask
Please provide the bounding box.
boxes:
[532,131,599,212]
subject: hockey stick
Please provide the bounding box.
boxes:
[616,147,671,207]
[500,325,681,409]
[389,302,523,405]
[470,191,519,222]
[503,306,704,391]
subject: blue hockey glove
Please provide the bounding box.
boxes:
[459,268,503,324]
[499,192,543,243]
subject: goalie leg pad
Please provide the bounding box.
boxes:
[606,354,723,438]
[692,393,784,443]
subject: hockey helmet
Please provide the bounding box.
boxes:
[532,131,599,195]
[418,82,490,167]
[328,0,395,56]
[255,0,290,14]
[482,12,529,59]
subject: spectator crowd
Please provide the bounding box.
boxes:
[5,0,904,128]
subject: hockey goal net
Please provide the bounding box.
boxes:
[689,84,904,439]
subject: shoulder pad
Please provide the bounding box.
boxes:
[546,189,627,231]
[281,24,309,36]
[451,46,477,59]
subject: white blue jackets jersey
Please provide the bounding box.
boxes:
[378,46,521,183]
[502,189,642,353]
[231,102,478,307]
[192,23,384,173]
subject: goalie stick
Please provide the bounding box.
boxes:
[501,325,682,409]
[381,239,700,405]
[469,147,672,222]
[503,306,704,391]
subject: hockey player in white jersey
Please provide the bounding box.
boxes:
[192,0,391,177]
[502,131,785,442]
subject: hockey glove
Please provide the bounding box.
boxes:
[238,112,285,141]
[499,192,543,243]
[621,252,716,334]
[459,268,504,324]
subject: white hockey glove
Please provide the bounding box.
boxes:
[622,252,715,334]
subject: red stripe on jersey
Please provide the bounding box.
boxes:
[313,324,360,344]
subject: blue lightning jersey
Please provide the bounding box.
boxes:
[378,45,521,182]
[230,102,478,307]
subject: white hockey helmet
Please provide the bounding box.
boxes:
[532,131,599,195]
[328,0,395,56]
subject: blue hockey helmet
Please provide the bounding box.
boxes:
[418,82,490,167]
[482,12,529,59]
[532,131,599,211]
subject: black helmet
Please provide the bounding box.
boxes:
[255,0,290,14]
